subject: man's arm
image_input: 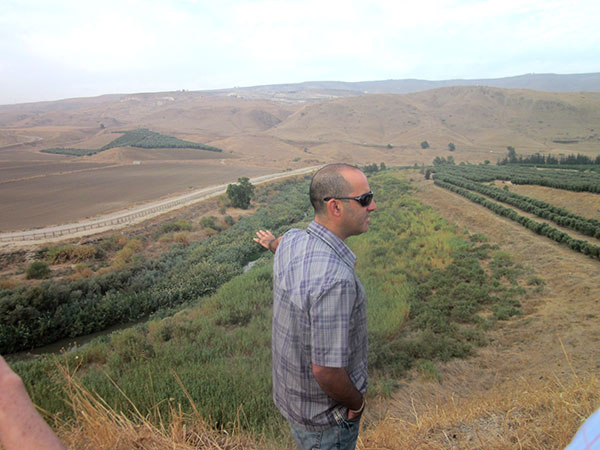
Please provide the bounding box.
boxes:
[254,229,281,254]
[312,364,365,420]
[0,355,66,450]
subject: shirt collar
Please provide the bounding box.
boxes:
[307,220,357,269]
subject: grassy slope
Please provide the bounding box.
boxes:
[10,169,538,448]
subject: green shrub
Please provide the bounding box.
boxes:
[199,216,219,230]
[44,244,98,264]
[160,220,192,234]
[417,360,441,381]
[26,261,51,279]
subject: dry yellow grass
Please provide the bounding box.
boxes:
[40,358,598,449]
[360,357,599,449]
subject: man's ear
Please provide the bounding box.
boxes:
[326,199,343,217]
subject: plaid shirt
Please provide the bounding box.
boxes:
[272,221,368,431]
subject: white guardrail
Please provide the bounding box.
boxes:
[0,166,321,243]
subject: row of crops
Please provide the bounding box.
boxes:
[437,164,600,193]
[432,165,600,260]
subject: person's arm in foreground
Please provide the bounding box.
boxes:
[254,229,281,254]
[312,364,365,420]
[0,355,66,450]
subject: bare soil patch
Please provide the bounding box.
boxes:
[0,160,272,231]
[0,161,113,183]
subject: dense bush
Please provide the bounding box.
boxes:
[42,244,98,264]
[159,219,193,234]
[25,261,51,279]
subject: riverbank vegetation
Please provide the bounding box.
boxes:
[7,169,536,446]
[0,177,310,354]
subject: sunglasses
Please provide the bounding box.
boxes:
[323,191,374,207]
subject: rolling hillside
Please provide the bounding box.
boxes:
[2,81,600,230]
[2,85,599,164]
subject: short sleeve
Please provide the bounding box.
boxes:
[310,279,356,368]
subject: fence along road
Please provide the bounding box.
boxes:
[0,166,321,244]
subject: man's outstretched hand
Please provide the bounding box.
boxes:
[254,230,281,254]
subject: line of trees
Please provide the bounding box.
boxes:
[434,173,600,240]
[499,150,600,167]
[437,165,600,194]
[433,178,600,260]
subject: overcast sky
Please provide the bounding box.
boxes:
[1,0,599,105]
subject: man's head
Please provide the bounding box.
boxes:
[310,164,377,240]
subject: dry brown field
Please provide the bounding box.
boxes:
[0,158,271,230]
[0,161,111,182]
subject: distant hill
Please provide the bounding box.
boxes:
[1,82,599,169]
[267,86,600,158]
[230,73,600,99]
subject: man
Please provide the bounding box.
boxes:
[0,355,66,450]
[254,164,376,450]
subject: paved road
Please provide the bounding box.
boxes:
[0,166,321,245]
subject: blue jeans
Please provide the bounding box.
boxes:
[289,417,361,450]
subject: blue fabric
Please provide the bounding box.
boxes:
[272,221,368,431]
[565,408,600,450]
[289,416,361,450]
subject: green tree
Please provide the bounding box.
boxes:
[421,141,430,149]
[507,146,517,163]
[448,142,456,151]
[226,177,255,209]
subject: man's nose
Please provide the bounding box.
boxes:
[368,200,377,211]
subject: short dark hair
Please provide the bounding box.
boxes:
[309,164,357,215]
